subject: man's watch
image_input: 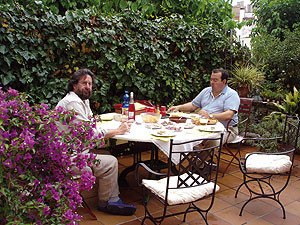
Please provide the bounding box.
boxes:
[209,114,213,119]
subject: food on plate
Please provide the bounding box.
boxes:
[191,117,201,125]
[157,130,167,135]
[145,123,162,129]
[192,117,218,125]
[165,126,182,131]
[161,121,174,126]
[184,123,195,129]
[207,119,218,125]
[113,114,128,121]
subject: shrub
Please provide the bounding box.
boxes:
[0,3,250,112]
[0,87,103,224]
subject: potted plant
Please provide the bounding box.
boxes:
[228,64,265,97]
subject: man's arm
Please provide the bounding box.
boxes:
[198,109,236,122]
[167,102,198,113]
[104,122,130,138]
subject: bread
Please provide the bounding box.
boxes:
[207,119,218,125]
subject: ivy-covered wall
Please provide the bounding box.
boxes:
[0,3,249,113]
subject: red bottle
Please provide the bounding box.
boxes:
[128,92,135,121]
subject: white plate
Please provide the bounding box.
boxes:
[100,113,117,121]
[145,123,162,129]
[151,130,176,137]
[198,125,223,132]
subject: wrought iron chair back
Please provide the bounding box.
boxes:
[235,114,300,219]
[136,134,223,225]
[221,97,253,176]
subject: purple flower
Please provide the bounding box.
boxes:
[24,153,32,160]
[7,87,19,97]
[52,191,60,201]
[3,159,12,168]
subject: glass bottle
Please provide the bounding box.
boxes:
[128,92,135,121]
[122,91,129,116]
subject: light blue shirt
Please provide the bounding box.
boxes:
[191,85,240,127]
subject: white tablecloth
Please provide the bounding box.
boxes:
[99,114,225,164]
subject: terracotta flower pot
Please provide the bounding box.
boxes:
[238,84,249,97]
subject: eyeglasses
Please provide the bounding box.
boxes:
[79,81,93,87]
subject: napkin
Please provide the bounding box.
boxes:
[150,135,173,142]
[99,113,117,121]
[185,129,211,136]
[135,102,147,110]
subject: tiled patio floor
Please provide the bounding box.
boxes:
[78,144,300,225]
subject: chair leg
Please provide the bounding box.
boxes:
[221,146,240,176]
[239,195,286,219]
[80,194,97,220]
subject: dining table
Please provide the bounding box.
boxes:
[98,112,225,184]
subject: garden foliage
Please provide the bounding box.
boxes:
[250,0,300,93]
[0,2,249,113]
[0,88,103,224]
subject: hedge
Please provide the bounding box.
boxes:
[0,3,250,113]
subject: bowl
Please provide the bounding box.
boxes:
[169,116,187,123]
[140,112,161,123]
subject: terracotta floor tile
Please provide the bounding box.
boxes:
[189,214,231,225]
[79,219,103,225]
[134,198,164,218]
[284,200,300,217]
[291,166,300,177]
[216,188,249,205]
[217,174,243,188]
[234,198,278,217]
[216,182,232,192]
[118,218,144,225]
[142,211,184,225]
[260,208,300,224]
[230,170,244,179]
[289,176,300,185]
[244,218,274,225]
[213,205,259,224]
[210,197,237,213]
[92,211,137,225]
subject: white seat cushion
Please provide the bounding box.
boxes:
[245,153,292,173]
[228,135,243,144]
[142,173,219,205]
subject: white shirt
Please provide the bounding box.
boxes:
[56,91,107,138]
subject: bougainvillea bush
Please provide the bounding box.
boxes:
[0,87,103,224]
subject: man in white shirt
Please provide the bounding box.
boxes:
[56,68,136,216]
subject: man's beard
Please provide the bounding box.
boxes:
[75,89,92,100]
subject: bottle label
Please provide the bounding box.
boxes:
[128,111,134,120]
[122,108,128,115]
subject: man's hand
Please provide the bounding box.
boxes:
[117,121,131,134]
[167,102,198,113]
[198,110,210,118]
[167,105,181,113]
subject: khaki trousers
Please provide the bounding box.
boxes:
[92,154,120,202]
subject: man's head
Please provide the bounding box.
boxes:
[210,69,228,94]
[67,69,96,100]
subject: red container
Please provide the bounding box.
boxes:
[161,106,167,116]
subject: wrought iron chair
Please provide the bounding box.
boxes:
[135,134,223,225]
[221,97,253,176]
[235,114,300,219]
